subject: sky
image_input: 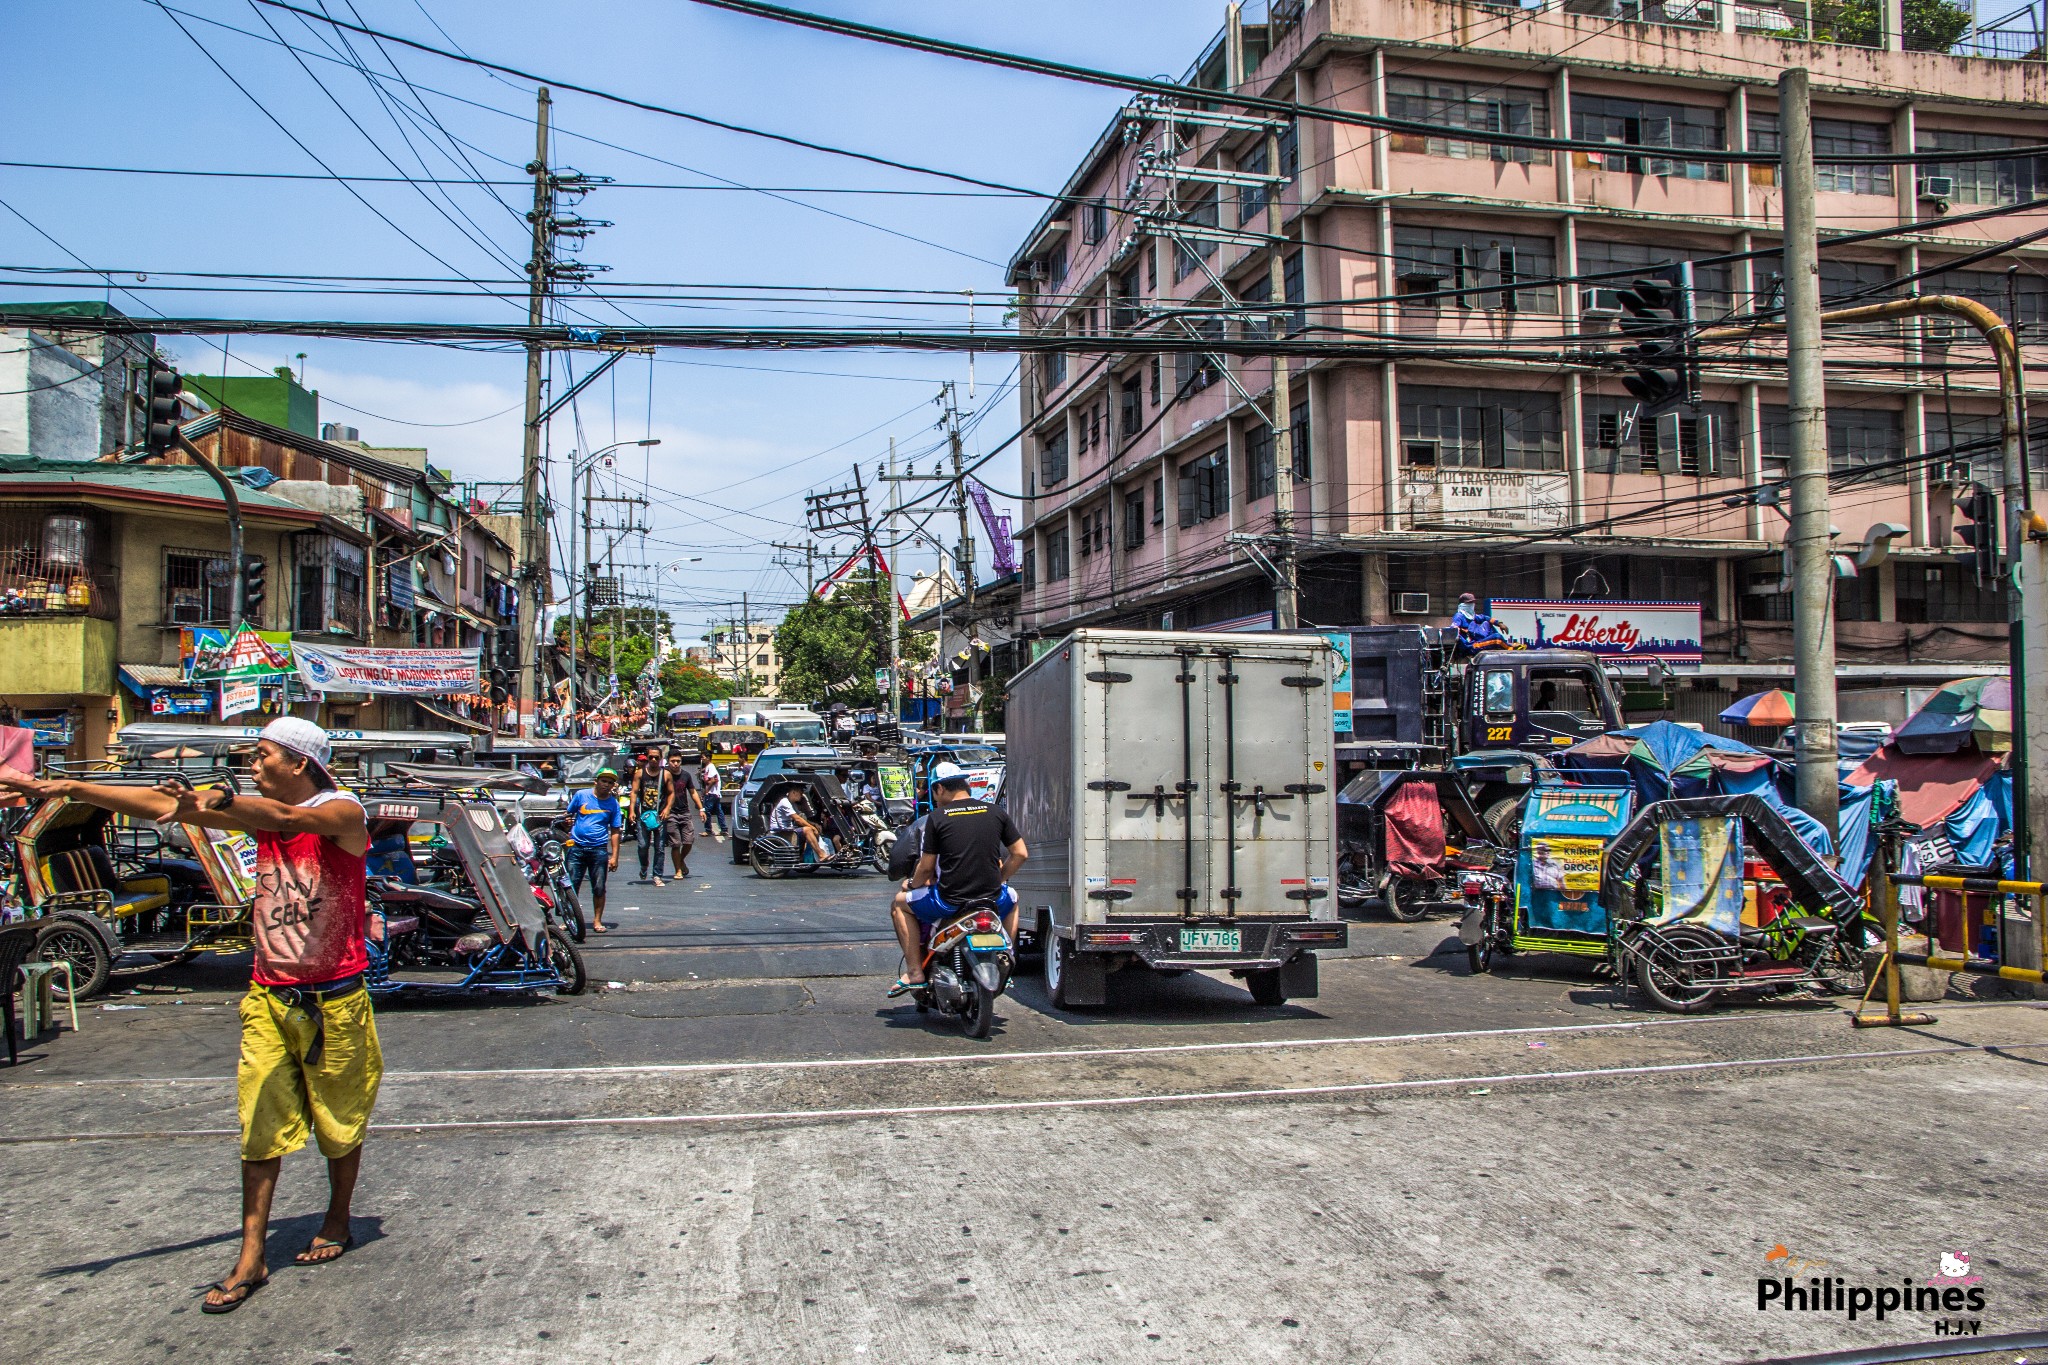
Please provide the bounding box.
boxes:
[0,0,1228,644]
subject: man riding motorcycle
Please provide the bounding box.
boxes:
[887,761,1027,998]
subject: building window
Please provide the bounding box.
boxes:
[1932,267,2048,327]
[1896,562,2006,622]
[1081,197,1110,245]
[1123,487,1147,548]
[1239,139,1273,224]
[1291,400,1311,482]
[1045,528,1070,583]
[1759,405,1908,483]
[1120,379,1142,437]
[1042,349,1066,393]
[1046,243,1068,287]
[1247,422,1277,502]
[1576,239,1734,319]
[1021,547,1035,590]
[293,535,366,636]
[1146,239,1158,291]
[1174,316,1225,394]
[1278,121,1299,180]
[1112,266,1142,332]
[1282,251,1306,334]
[755,653,770,667]
[1178,448,1230,526]
[1173,188,1221,282]
[1386,77,1552,164]
[1151,476,1165,526]
[1746,114,1893,195]
[1571,94,1727,180]
[1393,226,1556,313]
[1399,385,1565,471]
[1038,426,1069,488]
[163,549,234,626]
[1915,129,2048,206]
[1241,273,1273,341]
[1583,396,1739,476]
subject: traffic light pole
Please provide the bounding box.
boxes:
[174,430,244,629]
[1779,68,1840,838]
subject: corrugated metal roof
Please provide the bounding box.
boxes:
[0,457,314,515]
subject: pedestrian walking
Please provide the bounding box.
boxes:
[628,748,667,887]
[564,767,624,932]
[661,751,704,879]
[699,752,729,839]
[0,718,378,1314]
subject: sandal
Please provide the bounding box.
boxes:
[592,923,610,934]
[295,1235,353,1266]
[887,978,924,998]
[200,1275,268,1314]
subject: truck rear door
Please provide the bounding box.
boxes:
[1086,640,1213,920]
[1212,645,1333,917]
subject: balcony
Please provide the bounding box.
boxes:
[1467,0,2042,56]
[0,615,118,697]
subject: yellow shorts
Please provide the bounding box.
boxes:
[236,984,384,1161]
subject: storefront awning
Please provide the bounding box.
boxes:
[119,664,187,694]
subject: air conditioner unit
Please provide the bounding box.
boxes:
[1918,175,1956,201]
[1581,287,1626,315]
[1395,592,1432,615]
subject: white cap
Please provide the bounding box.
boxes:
[930,760,972,789]
[259,716,333,782]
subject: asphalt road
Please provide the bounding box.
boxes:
[4,848,2046,1364]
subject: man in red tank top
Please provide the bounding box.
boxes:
[1,716,376,1314]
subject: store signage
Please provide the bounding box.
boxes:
[1322,631,1353,735]
[1402,470,1569,531]
[188,627,293,681]
[1487,599,1704,671]
[219,681,262,720]
[150,687,213,716]
[293,644,482,696]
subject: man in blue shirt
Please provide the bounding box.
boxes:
[564,767,624,934]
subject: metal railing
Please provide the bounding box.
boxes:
[1856,861,2047,1027]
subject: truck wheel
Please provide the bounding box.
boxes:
[1482,797,1523,847]
[1245,968,1286,1007]
[1045,926,1073,1009]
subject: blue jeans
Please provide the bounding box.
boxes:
[567,844,611,899]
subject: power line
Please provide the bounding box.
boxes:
[683,0,2048,169]
[0,160,1030,195]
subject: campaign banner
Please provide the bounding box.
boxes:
[294,644,482,696]
[188,626,293,681]
[1486,599,1703,671]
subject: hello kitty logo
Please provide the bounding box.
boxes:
[1931,1252,1981,1286]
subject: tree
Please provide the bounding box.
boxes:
[1813,0,1971,49]
[773,573,933,709]
[658,658,732,708]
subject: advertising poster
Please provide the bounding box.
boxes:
[1486,600,1704,671]
[1322,631,1354,735]
[188,627,293,681]
[294,644,482,696]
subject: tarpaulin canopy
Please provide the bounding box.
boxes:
[1719,689,1796,727]
[1558,720,1773,805]
[1844,745,2002,828]
[1382,778,1448,879]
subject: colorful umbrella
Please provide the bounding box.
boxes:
[1719,688,1796,727]
[1894,675,2012,755]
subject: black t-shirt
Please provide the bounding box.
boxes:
[925,800,1021,903]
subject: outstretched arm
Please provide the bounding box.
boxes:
[0,768,179,822]
[169,787,369,857]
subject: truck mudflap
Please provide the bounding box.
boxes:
[1071,918,1347,971]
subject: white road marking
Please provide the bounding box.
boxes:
[6,1042,2037,1143]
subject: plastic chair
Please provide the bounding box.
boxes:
[17,960,78,1040]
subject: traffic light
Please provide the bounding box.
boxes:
[1614,267,1696,417]
[145,361,182,459]
[241,554,267,625]
[1954,482,1998,585]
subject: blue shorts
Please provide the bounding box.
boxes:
[906,885,1016,925]
[566,844,611,897]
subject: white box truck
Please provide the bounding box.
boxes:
[1006,629,1347,1009]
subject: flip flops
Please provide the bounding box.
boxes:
[886,978,924,998]
[200,1275,268,1314]
[295,1235,353,1266]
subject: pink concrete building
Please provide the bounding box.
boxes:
[1008,0,2046,715]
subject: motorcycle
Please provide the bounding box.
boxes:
[744,770,886,878]
[528,828,586,943]
[855,798,896,874]
[907,896,1013,1039]
[1456,847,1517,974]
[368,876,586,997]
[1337,837,1373,913]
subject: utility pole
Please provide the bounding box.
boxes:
[514,87,552,737]
[944,384,980,730]
[1781,68,1839,837]
[887,437,901,722]
[1268,121,1300,632]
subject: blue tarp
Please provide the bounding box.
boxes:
[1722,766,1835,858]
[1942,785,2002,868]
[1834,781,1878,891]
